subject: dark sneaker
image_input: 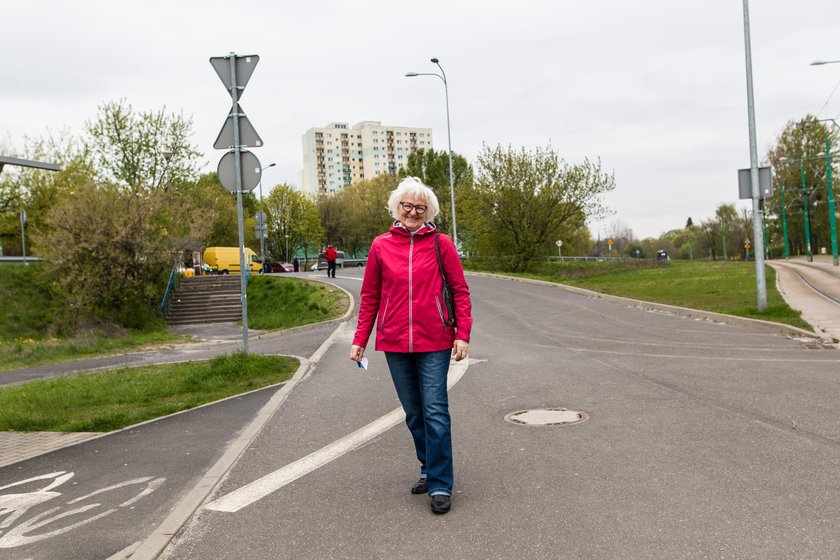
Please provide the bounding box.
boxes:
[430,494,451,514]
[411,478,428,494]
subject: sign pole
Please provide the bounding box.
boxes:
[228,53,249,355]
[211,52,262,355]
[20,210,27,265]
[741,0,768,310]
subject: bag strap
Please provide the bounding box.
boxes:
[435,232,448,283]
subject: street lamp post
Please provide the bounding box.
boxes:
[799,158,813,262]
[741,0,768,310]
[405,58,458,247]
[781,152,840,262]
[811,61,840,263]
[781,185,790,259]
[824,133,838,265]
[257,162,276,271]
[156,151,174,190]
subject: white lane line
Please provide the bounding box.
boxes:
[205,357,471,513]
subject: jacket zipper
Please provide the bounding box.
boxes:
[380,296,390,330]
[408,235,414,352]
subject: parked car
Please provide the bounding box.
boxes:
[265,261,294,273]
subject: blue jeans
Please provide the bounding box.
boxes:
[385,349,453,496]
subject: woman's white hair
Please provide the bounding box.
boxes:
[387,176,441,222]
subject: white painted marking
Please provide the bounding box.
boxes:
[205,357,471,513]
[0,472,165,549]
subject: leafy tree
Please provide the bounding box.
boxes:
[463,144,615,271]
[700,218,721,260]
[604,219,635,255]
[715,203,739,259]
[399,148,472,239]
[0,132,93,255]
[31,180,174,327]
[766,115,839,257]
[178,173,240,248]
[86,99,201,192]
[318,174,396,257]
[264,184,323,262]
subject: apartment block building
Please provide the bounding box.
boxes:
[300,121,433,199]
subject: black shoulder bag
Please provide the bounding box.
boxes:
[435,233,457,328]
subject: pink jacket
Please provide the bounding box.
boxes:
[353,223,472,353]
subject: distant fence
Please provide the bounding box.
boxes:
[547,256,643,263]
[0,256,42,264]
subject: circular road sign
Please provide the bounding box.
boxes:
[556,240,563,247]
[217,150,262,193]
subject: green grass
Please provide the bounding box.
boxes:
[466,259,810,330]
[0,263,184,371]
[0,329,185,372]
[0,263,67,339]
[0,266,350,372]
[247,275,348,329]
[0,352,299,432]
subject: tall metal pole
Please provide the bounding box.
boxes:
[257,162,276,272]
[741,0,768,310]
[229,53,249,355]
[432,59,458,248]
[800,159,813,262]
[762,205,769,259]
[825,135,838,265]
[781,186,790,259]
[19,210,27,265]
[258,178,266,271]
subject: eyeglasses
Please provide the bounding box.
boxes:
[399,201,427,215]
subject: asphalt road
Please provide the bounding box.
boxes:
[3,269,840,559]
[166,271,840,559]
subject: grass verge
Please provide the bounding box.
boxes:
[247,275,348,330]
[0,329,186,373]
[0,352,299,432]
[0,268,349,372]
[466,259,810,331]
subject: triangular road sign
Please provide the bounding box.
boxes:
[214,104,263,149]
[210,54,260,100]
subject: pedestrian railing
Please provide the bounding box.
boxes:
[160,263,183,316]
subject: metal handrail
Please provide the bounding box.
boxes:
[160,263,182,315]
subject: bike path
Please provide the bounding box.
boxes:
[0,381,281,558]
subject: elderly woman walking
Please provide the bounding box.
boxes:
[350,176,472,514]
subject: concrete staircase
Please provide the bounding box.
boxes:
[165,275,243,325]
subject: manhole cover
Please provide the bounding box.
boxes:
[504,408,588,426]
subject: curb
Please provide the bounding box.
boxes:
[126,321,353,559]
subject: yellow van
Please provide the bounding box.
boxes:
[203,247,261,275]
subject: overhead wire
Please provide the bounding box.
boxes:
[815,76,840,119]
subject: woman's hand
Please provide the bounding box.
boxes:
[350,345,365,362]
[452,340,469,362]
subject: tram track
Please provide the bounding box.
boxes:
[771,260,840,307]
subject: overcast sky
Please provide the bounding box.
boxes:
[3,0,840,239]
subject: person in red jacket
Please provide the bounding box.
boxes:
[323,244,338,278]
[350,176,472,515]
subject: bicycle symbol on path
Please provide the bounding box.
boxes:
[0,471,165,549]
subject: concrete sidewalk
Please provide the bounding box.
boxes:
[768,255,840,342]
